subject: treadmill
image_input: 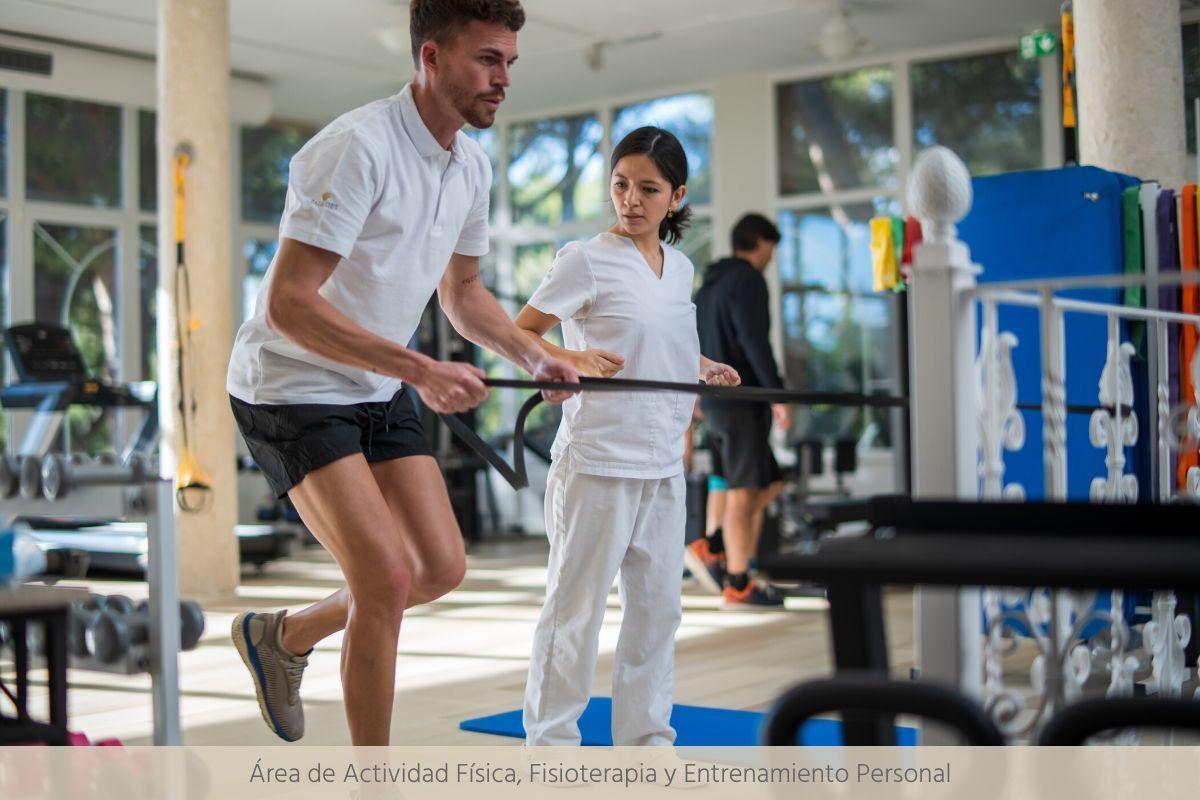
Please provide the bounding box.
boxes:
[1,323,294,574]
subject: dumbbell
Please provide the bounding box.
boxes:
[87,600,205,663]
[40,452,150,501]
[0,455,20,498]
[71,594,136,657]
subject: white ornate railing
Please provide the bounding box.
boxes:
[907,146,1200,740]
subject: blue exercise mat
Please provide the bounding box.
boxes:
[460,697,918,746]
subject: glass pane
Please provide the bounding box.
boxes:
[0,88,7,198]
[466,126,500,223]
[26,93,122,207]
[243,239,279,322]
[1185,24,1200,156]
[0,212,7,332]
[33,222,119,450]
[241,122,316,223]
[777,199,898,292]
[613,92,714,206]
[781,289,895,444]
[0,213,5,445]
[514,241,556,303]
[911,50,1042,175]
[508,114,604,226]
[139,226,157,380]
[677,215,713,292]
[775,67,896,196]
[139,109,157,212]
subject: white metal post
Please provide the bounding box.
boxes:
[147,478,182,745]
[906,147,983,706]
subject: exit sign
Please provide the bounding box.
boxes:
[1019,30,1058,61]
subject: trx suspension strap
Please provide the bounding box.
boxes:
[441,377,908,490]
[1061,2,1078,166]
[172,144,213,512]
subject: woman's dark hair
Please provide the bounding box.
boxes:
[409,0,526,67]
[609,126,692,245]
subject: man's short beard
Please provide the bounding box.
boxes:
[446,80,496,129]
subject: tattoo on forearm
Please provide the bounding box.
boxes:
[461,272,480,286]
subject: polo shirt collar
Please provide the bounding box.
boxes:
[398,83,461,162]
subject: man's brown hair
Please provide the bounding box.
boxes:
[409,0,526,66]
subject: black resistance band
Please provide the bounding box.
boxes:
[440,377,908,490]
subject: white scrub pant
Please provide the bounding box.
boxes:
[523,462,686,746]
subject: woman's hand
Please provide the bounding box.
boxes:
[573,348,626,378]
[701,361,740,387]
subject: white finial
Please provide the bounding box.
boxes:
[907,146,972,244]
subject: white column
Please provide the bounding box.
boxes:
[157,0,239,598]
[906,147,982,703]
[1074,0,1187,187]
[711,73,782,360]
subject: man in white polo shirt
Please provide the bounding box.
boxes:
[227,0,577,746]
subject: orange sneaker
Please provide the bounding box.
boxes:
[721,579,784,611]
[684,537,725,595]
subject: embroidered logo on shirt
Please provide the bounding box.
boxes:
[309,191,340,210]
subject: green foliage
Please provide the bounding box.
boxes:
[776,67,897,196]
[508,114,604,226]
[26,93,121,207]
[911,50,1041,176]
[241,122,316,223]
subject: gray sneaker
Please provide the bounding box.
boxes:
[231,610,309,742]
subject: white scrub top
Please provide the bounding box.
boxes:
[528,232,702,479]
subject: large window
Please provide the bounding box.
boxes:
[33,222,119,450]
[911,50,1042,176]
[776,67,897,197]
[775,67,902,443]
[26,93,122,207]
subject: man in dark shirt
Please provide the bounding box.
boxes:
[688,213,788,609]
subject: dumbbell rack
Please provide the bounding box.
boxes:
[1,475,181,745]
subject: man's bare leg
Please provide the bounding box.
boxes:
[705,487,726,537]
[721,487,759,576]
[285,454,430,745]
[280,456,466,657]
[747,480,785,560]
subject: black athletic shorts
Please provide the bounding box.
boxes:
[229,387,433,499]
[703,400,782,490]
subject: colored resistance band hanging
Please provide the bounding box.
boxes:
[1061,2,1078,166]
[1181,185,1200,487]
[442,377,908,490]
[172,144,213,512]
[870,217,898,292]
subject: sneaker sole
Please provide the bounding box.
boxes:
[683,548,723,595]
[231,612,301,742]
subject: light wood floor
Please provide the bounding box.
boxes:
[10,538,917,745]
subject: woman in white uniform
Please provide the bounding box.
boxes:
[516,127,740,746]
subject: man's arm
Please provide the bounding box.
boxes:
[267,237,487,413]
[438,252,579,401]
[728,273,791,430]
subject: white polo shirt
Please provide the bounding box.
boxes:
[528,232,702,480]
[227,84,491,405]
